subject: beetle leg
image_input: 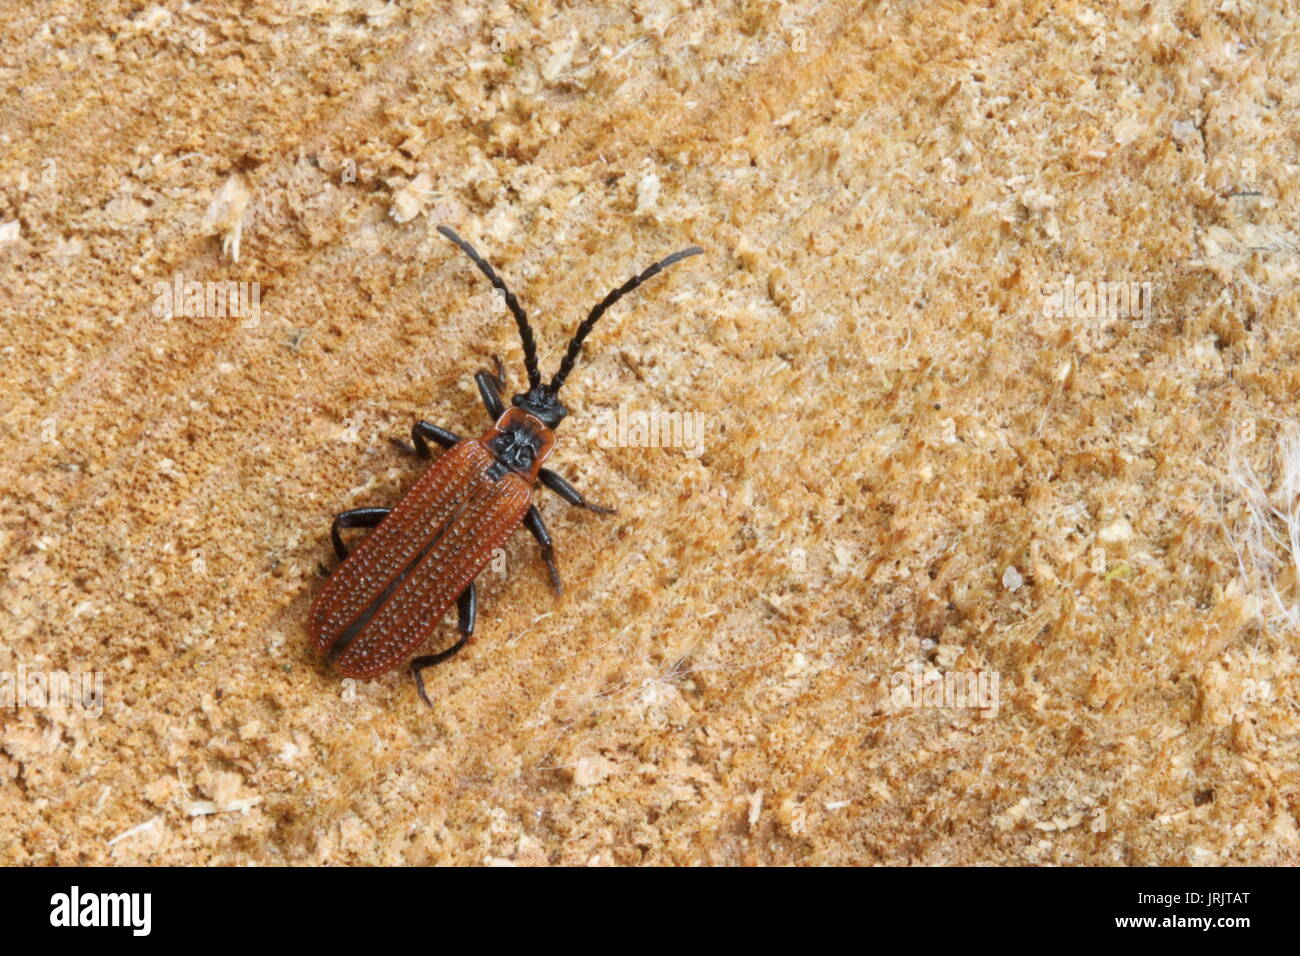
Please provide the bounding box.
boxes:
[330,507,390,561]
[476,368,506,420]
[410,584,476,707]
[539,468,617,515]
[392,420,461,459]
[524,506,563,596]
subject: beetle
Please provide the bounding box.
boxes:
[309,225,703,704]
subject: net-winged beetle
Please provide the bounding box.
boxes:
[309,226,702,704]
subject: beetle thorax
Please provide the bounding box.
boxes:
[489,425,541,476]
[483,407,555,482]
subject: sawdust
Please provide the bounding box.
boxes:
[1,0,1299,864]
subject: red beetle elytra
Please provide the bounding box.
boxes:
[309,226,702,703]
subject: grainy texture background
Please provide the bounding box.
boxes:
[1,0,1298,865]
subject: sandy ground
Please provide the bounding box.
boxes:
[1,0,1298,865]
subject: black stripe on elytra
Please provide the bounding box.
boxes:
[326,484,486,663]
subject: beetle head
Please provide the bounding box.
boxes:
[512,386,568,429]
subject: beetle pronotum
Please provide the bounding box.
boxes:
[309,226,703,704]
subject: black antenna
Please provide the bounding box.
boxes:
[550,245,704,394]
[438,225,542,391]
